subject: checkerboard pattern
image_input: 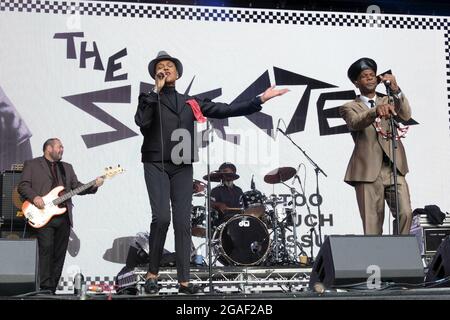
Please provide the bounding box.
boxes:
[57,276,116,293]
[0,0,447,29]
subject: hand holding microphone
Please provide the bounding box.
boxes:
[154,70,167,93]
[378,73,400,93]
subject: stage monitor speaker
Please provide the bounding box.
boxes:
[425,236,450,287]
[0,239,39,296]
[309,235,424,289]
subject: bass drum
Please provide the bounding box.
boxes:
[212,214,270,266]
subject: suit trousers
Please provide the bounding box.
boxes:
[354,160,413,235]
[35,213,71,292]
[143,162,193,282]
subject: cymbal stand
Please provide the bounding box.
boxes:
[265,197,280,264]
[266,200,296,265]
[278,129,327,246]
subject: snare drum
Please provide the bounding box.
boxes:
[241,190,266,218]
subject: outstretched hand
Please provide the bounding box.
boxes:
[260,85,289,103]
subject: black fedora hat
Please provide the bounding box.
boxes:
[347,57,377,82]
[147,50,183,79]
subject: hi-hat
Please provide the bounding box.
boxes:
[263,167,296,184]
[203,171,239,182]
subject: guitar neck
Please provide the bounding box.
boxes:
[53,178,100,206]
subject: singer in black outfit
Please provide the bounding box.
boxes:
[134,51,288,294]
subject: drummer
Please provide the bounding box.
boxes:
[210,162,244,226]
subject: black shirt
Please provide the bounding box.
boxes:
[210,184,244,224]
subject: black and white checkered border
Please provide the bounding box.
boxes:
[57,276,116,293]
[0,0,448,29]
[446,29,450,131]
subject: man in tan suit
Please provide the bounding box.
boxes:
[339,58,413,235]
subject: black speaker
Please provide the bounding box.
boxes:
[425,236,450,287]
[0,171,28,235]
[0,239,39,296]
[309,235,424,289]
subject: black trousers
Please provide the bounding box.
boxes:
[35,214,71,292]
[143,162,193,282]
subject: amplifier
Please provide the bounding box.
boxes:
[0,171,29,238]
[424,228,450,254]
[410,225,450,256]
[0,171,25,227]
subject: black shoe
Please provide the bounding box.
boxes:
[178,283,202,295]
[143,278,160,294]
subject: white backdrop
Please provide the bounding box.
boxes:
[1,0,449,284]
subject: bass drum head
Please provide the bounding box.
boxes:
[214,214,270,266]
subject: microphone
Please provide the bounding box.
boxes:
[250,175,255,190]
[156,72,165,80]
[377,76,391,88]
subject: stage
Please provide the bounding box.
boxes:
[3,288,450,301]
[2,263,449,301]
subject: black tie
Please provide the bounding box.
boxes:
[368,99,375,108]
[50,162,58,188]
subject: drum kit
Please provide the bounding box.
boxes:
[190,166,309,267]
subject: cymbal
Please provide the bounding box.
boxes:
[193,179,206,193]
[193,192,205,197]
[264,167,296,184]
[202,171,239,182]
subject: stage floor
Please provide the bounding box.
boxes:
[2,287,450,300]
[2,265,450,301]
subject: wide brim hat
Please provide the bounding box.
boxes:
[347,57,377,82]
[148,50,183,79]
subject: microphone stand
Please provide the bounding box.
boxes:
[205,119,214,294]
[386,86,401,235]
[309,228,315,263]
[281,181,299,264]
[278,128,327,246]
[293,173,315,263]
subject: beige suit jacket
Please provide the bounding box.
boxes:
[339,93,411,185]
